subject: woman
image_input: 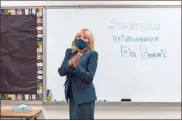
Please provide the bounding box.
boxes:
[58,28,98,120]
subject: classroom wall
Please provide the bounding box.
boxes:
[1,0,181,104]
[1,1,181,7]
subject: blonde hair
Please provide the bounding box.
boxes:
[71,28,95,52]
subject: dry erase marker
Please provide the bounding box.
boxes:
[25,94,29,100]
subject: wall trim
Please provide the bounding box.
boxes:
[1,100,181,107]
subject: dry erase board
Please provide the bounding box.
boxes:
[46,8,181,102]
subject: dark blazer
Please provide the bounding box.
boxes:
[58,48,98,105]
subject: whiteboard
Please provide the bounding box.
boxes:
[46,8,181,102]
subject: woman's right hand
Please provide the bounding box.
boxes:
[68,59,73,66]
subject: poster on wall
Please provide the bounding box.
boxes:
[0,8,44,101]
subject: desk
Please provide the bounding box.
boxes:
[0,109,42,120]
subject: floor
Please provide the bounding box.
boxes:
[1,104,181,119]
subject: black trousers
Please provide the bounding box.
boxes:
[67,85,95,120]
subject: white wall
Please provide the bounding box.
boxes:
[1,1,181,7]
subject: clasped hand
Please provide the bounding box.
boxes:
[68,53,83,67]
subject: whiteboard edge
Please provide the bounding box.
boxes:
[1,100,180,107]
[45,5,181,9]
[43,7,47,101]
[1,5,181,9]
[42,101,181,107]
